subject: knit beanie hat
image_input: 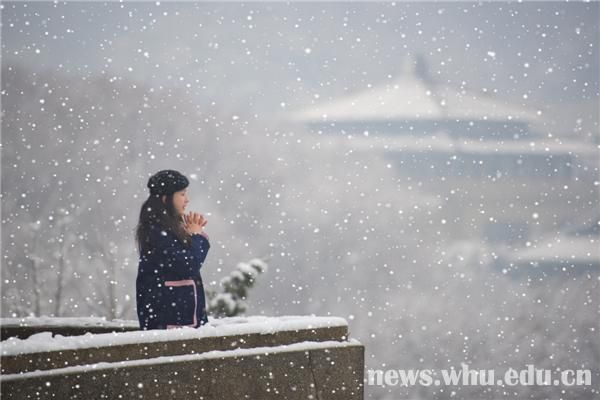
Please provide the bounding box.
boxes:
[147,170,189,196]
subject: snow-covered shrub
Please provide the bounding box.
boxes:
[206,258,268,317]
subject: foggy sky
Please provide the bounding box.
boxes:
[3,1,598,136]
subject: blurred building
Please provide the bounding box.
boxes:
[289,55,598,255]
[494,212,600,279]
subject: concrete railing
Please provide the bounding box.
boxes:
[1,317,139,341]
[0,316,364,399]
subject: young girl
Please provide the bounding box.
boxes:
[135,170,211,330]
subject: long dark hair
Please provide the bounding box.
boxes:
[135,193,191,255]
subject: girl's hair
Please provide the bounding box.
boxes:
[135,193,191,255]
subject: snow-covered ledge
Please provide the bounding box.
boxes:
[0,316,139,341]
[1,316,364,400]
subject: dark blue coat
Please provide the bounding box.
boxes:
[136,223,210,330]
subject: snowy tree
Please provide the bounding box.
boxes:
[207,258,268,317]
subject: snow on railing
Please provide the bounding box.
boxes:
[1,315,348,356]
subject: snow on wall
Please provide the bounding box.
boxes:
[1,316,139,329]
[0,315,348,356]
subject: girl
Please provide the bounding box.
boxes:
[135,169,211,330]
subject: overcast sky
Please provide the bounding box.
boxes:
[3,1,598,136]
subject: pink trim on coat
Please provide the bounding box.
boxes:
[165,279,198,329]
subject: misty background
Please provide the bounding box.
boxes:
[1,2,598,399]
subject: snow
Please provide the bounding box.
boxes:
[211,291,237,311]
[0,315,348,357]
[0,338,361,382]
[0,316,138,329]
[2,3,598,400]
[237,261,258,275]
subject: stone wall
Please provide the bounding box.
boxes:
[0,316,364,399]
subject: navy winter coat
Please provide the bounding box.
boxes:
[136,223,210,330]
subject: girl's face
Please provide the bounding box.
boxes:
[164,189,189,217]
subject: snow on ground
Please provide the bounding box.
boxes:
[0,315,348,356]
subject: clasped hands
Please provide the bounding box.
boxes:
[183,211,208,235]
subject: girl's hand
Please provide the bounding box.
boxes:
[183,211,208,235]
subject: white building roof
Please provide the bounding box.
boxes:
[290,56,540,125]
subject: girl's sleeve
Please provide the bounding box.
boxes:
[150,225,210,277]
